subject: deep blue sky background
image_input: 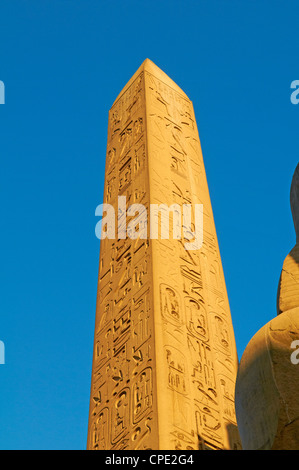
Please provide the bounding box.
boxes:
[0,0,299,450]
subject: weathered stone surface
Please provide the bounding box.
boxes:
[235,163,299,450]
[87,59,240,450]
[235,307,299,450]
[290,163,299,240]
[277,244,299,315]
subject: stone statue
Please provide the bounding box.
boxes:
[235,163,299,450]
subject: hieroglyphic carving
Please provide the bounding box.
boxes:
[87,66,157,450]
[144,60,240,450]
[87,59,240,450]
[160,285,183,325]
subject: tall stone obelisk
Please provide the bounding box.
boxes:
[87,59,240,450]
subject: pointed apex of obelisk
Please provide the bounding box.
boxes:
[111,58,189,107]
[142,58,189,98]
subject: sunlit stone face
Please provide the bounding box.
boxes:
[290,163,299,239]
[87,59,240,451]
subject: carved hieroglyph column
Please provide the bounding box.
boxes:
[87,59,241,450]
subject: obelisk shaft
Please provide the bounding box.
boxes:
[87,60,240,450]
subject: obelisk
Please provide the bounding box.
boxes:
[87,59,240,450]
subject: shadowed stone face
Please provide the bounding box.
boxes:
[235,163,299,450]
[290,163,299,239]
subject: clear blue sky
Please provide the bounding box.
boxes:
[0,0,298,450]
